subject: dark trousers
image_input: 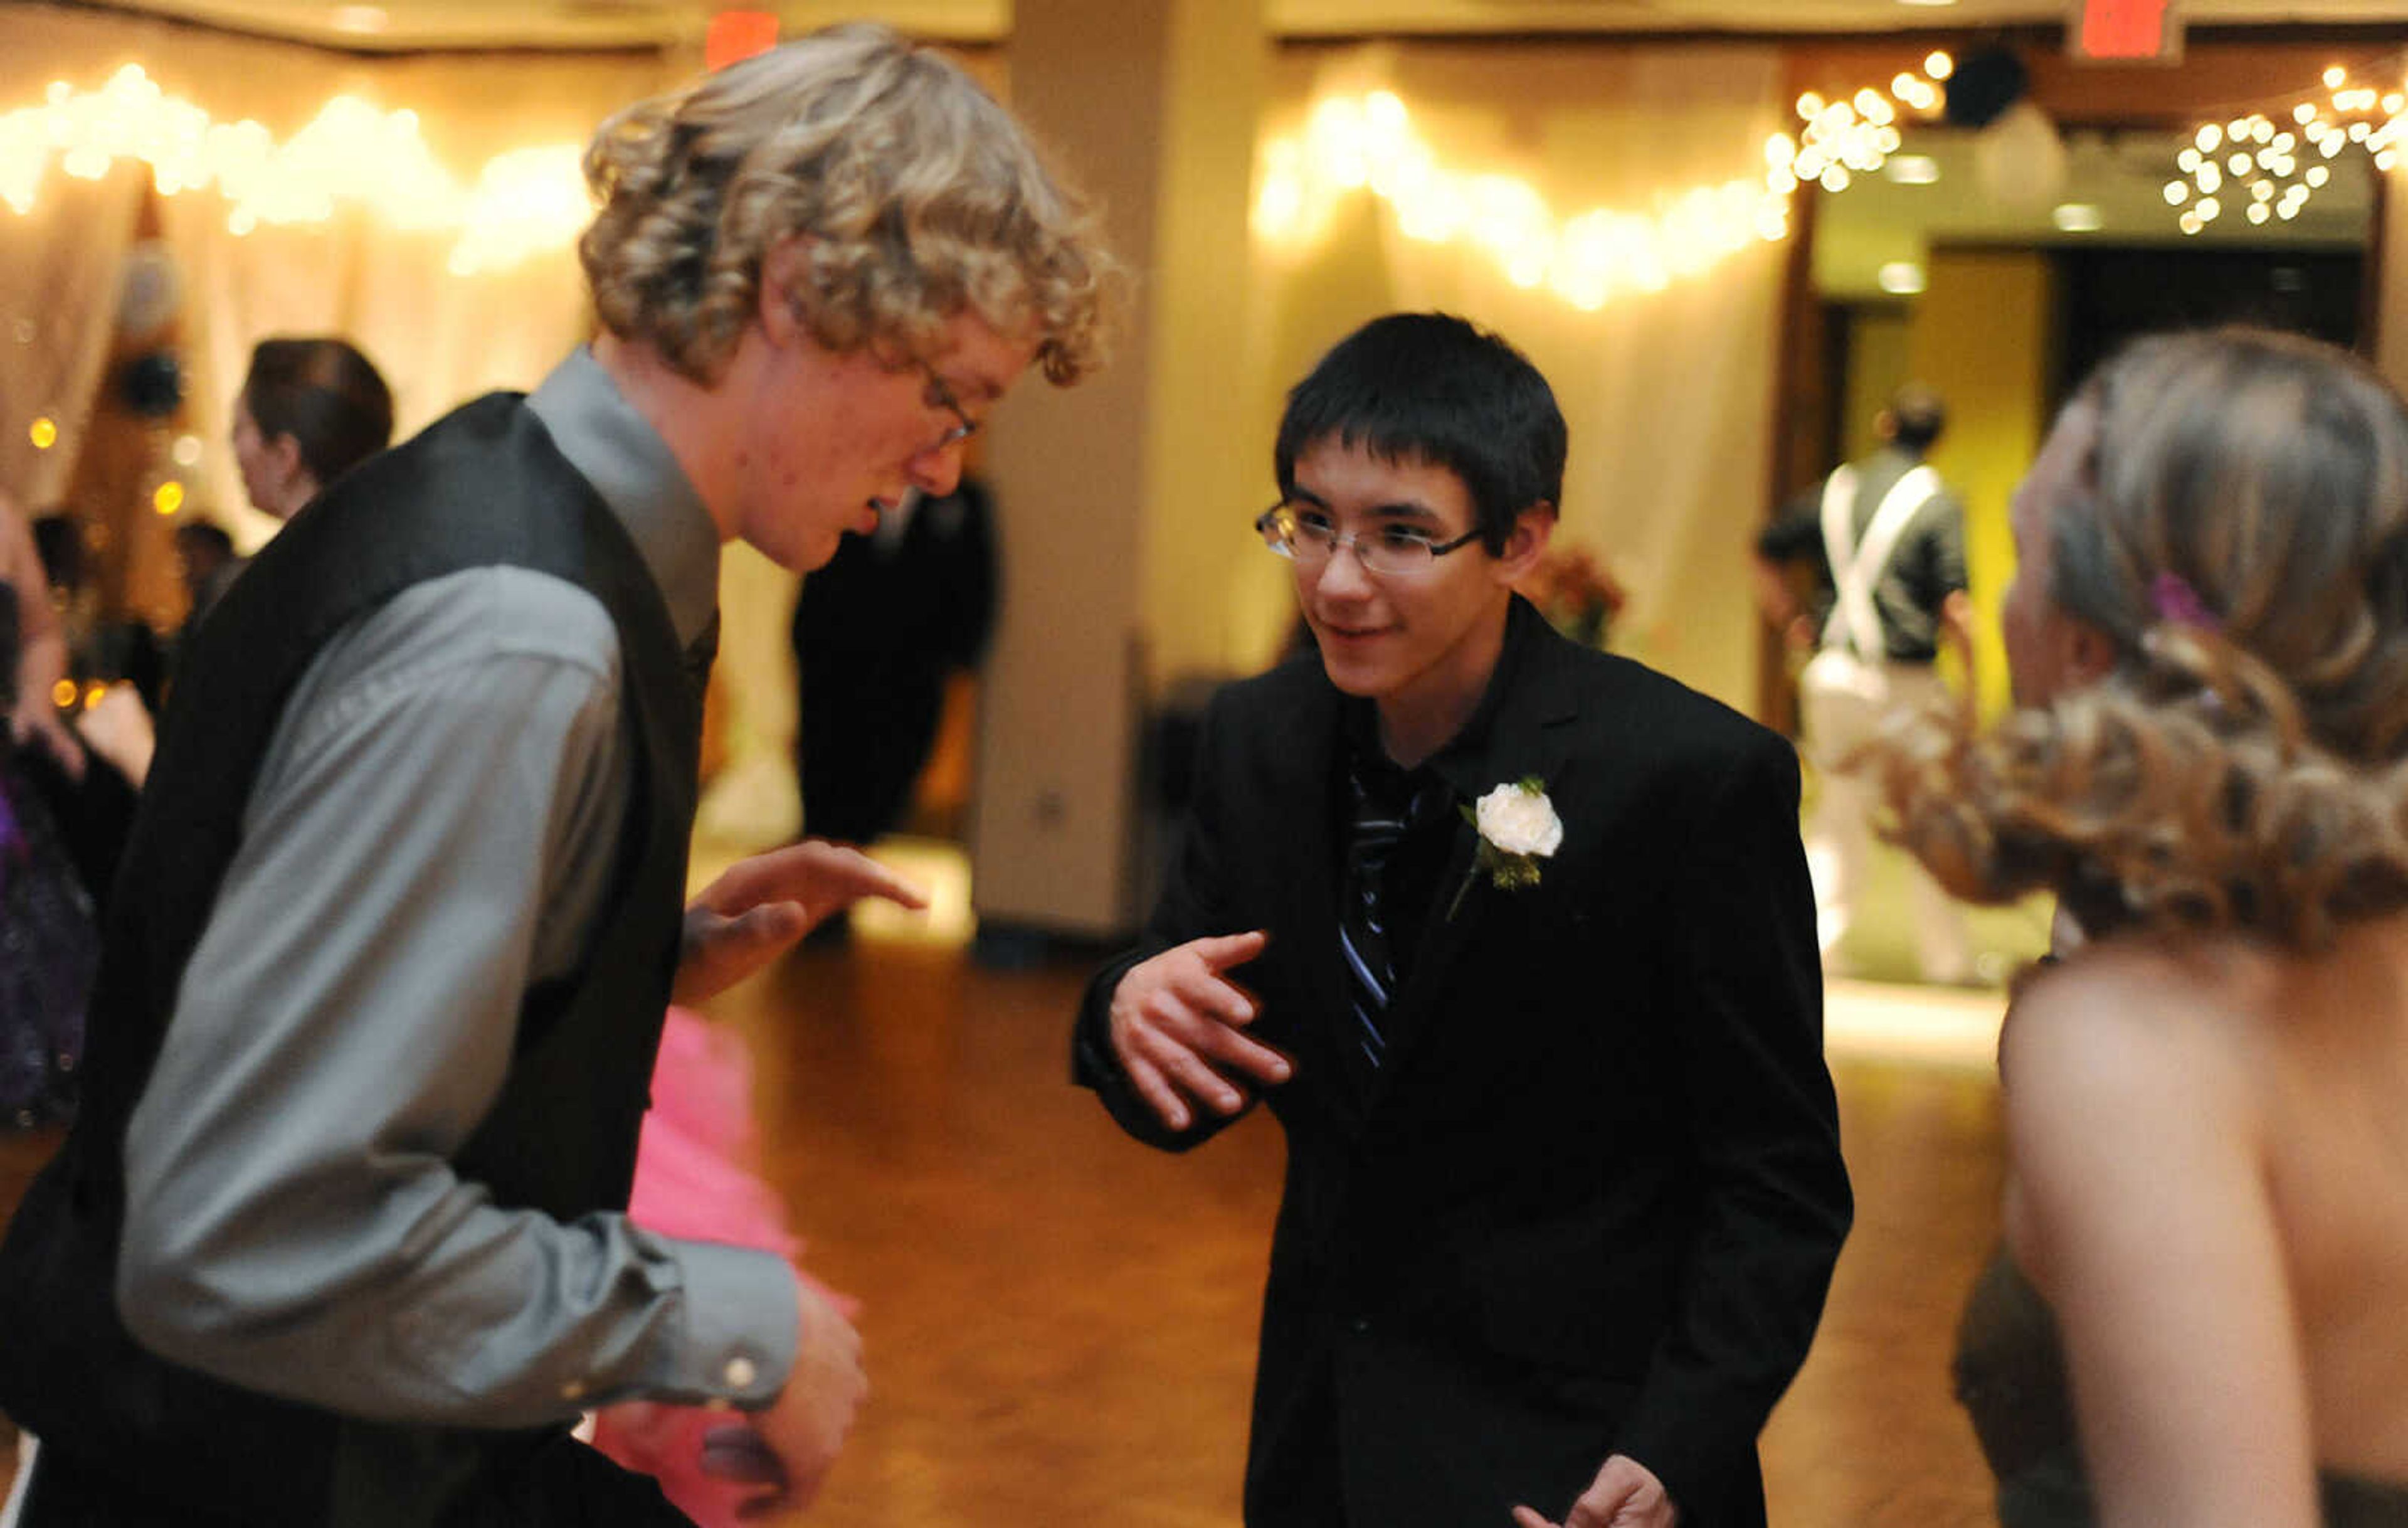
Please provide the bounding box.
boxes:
[16,1429,698,1527]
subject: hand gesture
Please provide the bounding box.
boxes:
[673,840,928,1004]
[77,684,154,786]
[1108,930,1288,1131]
[1514,1455,1677,1528]
[704,1278,867,1517]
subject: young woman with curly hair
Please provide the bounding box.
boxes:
[1874,327,2408,1528]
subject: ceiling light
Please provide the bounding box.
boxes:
[1885,155,1941,184]
[1877,261,1927,294]
[329,5,389,32]
[2052,203,2104,231]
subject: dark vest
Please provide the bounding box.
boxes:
[0,394,702,1523]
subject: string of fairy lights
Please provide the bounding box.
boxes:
[2163,59,2408,235]
[1250,90,1782,310]
[1251,53,1959,308]
[1765,51,1956,199]
[1,46,2402,380]
[0,65,589,275]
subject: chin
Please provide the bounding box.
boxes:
[1314,648,1395,700]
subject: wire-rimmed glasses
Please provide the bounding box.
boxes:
[1254,502,1482,577]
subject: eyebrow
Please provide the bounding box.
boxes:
[1287,486,1444,523]
[949,370,1008,408]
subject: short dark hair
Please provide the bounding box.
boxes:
[1888,383,1946,453]
[241,337,394,487]
[1274,312,1566,554]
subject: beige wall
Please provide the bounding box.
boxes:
[2380,159,2408,400]
[970,0,1267,935]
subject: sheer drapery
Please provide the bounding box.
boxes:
[1253,41,1788,709]
[1,4,667,551]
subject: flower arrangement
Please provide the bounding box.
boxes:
[1518,544,1625,647]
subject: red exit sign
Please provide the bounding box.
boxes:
[2070,0,2184,63]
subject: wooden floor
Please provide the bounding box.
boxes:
[0,936,2009,1527]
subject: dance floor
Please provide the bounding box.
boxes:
[0,899,2010,1527]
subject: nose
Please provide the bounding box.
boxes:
[907,440,965,499]
[1312,539,1377,600]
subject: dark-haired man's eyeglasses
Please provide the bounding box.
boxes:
[1255,503,1481,578]
[919,362,978,452]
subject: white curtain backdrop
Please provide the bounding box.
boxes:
[2,4,668,543]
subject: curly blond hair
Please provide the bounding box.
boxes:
[1874,327,2408,949]
[579,23,1112,388]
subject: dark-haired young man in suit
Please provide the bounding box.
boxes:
[1074,312,1851,1528]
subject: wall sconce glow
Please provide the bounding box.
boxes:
[1254,91,1780,310]
[28,416,57,450]
[0,66,589,274]
[2051,203,2105,231]
[1884,155,1941,184]
[1877,261,1927,295]
[329,6,390,33]
[1868,261,1926,294]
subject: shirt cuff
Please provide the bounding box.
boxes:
[670,1242,800,1410]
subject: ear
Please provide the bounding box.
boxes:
[265,430,307,489]
[1492,502,1556,586]
[757,235,814,346]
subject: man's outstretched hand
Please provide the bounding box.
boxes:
[1107,930,1287,1131]
[1514,1455,1677,1528]
[673,840,929,1004]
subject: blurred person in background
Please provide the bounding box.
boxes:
[230,336,394,523]
[1756,384,1975,984]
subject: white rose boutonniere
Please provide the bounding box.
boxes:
[1448,776,1561,918]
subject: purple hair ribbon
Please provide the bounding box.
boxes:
[2150,570,2220,632]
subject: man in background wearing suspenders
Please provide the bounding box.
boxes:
[1755,385,1975,985]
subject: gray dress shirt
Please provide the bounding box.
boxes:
[115,349,798,1426]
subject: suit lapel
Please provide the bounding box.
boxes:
[1270,675,1354,1083]
[1368,610,1583,1098]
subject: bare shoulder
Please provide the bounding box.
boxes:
[2008,931,2266,1073]
[2002,932,2277,1285]
[2003,934,2271,1154]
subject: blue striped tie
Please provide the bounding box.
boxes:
[1340,767,1412,1072]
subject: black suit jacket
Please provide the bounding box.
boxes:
[1075,601,1851,1528]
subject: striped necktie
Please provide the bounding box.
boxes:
[1339,764,1415,1073]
